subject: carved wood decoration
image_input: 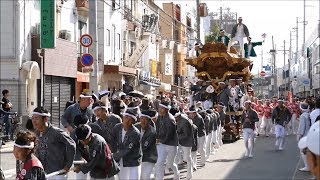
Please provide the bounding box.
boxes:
[185,42,253,93]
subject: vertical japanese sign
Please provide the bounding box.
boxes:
[165,53,173,75]
[41,0,55,48]
[151,60,157,77]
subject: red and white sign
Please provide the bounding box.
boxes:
[260,71,266,77]
[80,34,93,47]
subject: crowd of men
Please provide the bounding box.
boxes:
[2,85,320,180]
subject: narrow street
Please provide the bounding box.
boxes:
[1,134,312,180]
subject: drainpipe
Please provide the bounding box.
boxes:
[37,49,44,106]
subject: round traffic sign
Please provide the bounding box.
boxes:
[80,34,93,47]
[260,71,266,77]
[303,79,310,85]
[81,54,94,67]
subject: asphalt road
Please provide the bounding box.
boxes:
[0,135,313,180]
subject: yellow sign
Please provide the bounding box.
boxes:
[83,89,90,93]
[151,60,157,77]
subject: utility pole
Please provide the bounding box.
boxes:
[283,40,286,96]
[89,0,99,94]
[271,36,277,97]
[196,0,200,41]
[220,7,223,29]
[303,0,306,55]
[295,17,299,64]
[289,31,293,95]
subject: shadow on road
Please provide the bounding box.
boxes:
[222,135,302,180]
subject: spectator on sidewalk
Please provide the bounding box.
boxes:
[297,103,311,172]
[2,90,13,141]
[298,121,320,180]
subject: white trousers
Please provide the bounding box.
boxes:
[76,171,88,180]
[227,36,245,57]
[243,128,255,155]
[118,163,141,180]
[197,136,206,165]
[91,177,116,180]
[180,146,193,179]
[211,130,218,147]
[300,150,309,170]
[275,124,286,138]
[255,117,262,134]
[217,125,223,146]
[260,117,272,135]
[206,132,213,159]
[155,144,179,180]
[176,145,183,164]
[275,124,286,149]
[191,151,197,169]
[289,114,298,134]
[140,162,155,180]
[47,174,68,180]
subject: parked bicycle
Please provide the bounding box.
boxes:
[9,113,20,141]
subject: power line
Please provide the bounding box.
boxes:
[102,0,193,43]
[139,0,198,37]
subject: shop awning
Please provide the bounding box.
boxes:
[160,83,171,92]
[139,80,160,87]
[104,65,136,76]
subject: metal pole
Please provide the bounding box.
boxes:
[289,31,292,95]
[296,17,299,64]
[41,54,44,106]
[89,0,99,94]
[196,0,200,41]
[272,36,277,96]
[220,7,223,29]
[284,40,286,96]
[303,0,306,55]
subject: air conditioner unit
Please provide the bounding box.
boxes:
[59,30,71,41]
[135,27,142,39]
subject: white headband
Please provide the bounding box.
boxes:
[300,104,310,112]
[139,113,152,119]
[123,112,137,122]
[85,125,92,139]
[174,112,181,118]
[32,112,51,117]
[80,94,92,98]
[92,106,107,111]
[14,142,34,149]
[159,104,171,109]
[126,106,139,110]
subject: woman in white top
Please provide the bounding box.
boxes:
[297,102,311,172]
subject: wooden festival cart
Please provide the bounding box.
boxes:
[185,43,254,142]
